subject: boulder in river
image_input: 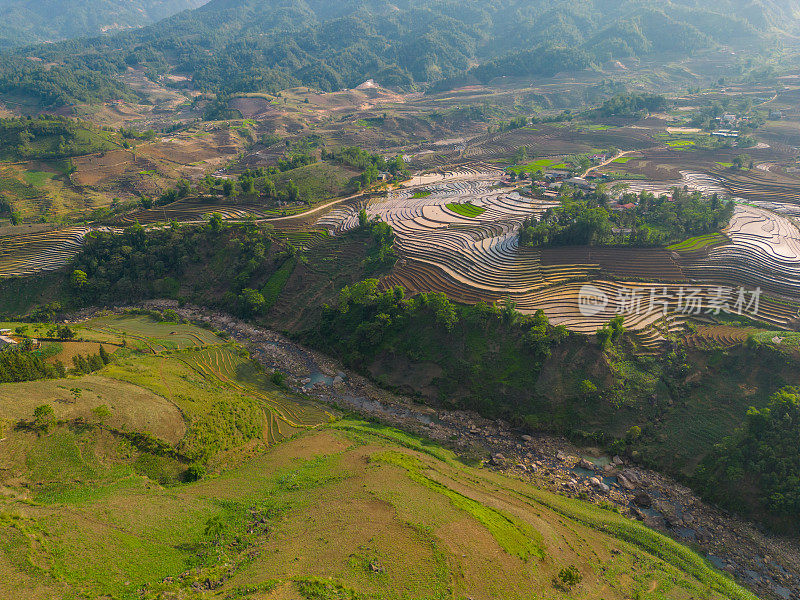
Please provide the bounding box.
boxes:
[633,492,652,508]
[617,474,636,490]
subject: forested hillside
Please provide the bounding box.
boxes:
[0,0,208,48]
[2,0,798,105]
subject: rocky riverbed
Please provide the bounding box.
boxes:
[98,302,800,600]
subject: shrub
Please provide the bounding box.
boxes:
[555,565,582,589]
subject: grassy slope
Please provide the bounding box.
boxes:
[0,409,757,600]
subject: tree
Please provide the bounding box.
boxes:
[222,179,234,197]
[91,404,111,423]
[286,180,300,203]
[10,210,21,226]
[239,288,265,316]
[733,154,751,170]
[208,212,224,233]
[555,565,582,590]
[98,345,111,365]
[70,269,88,289]
[240,177,255,195]
[580,379,598,398]
[626,425,642,443]
[177,179,191,198]
[262,178,276,198]
[33,404,55,431]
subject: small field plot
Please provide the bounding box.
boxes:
[507,158,557,174]
[666,233,728,252]
[83,314,224,353]
[446,202,486,218]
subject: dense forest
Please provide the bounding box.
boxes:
[305,278,569,416]
[697,386,800,531]
[0,0,794,105]
[519,188,735,247]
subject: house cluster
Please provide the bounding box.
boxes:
[529,170,599,197]
[710,113,741,139]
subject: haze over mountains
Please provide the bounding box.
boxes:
[1,0,799,106]
[0,0,209,49]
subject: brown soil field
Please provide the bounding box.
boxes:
[540,246,686,280]
[71,149,140,188]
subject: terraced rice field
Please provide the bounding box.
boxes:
[0,226,91,277]
[316,165,800,349]
[667,233,729,252]
[115,200,282,225]
[446,201,486,218]
[82,314,224,353]
[683,325,757,349]
[680,205,800,301]
[177,345,330,443]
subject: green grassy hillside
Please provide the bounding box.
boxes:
[0,316,758,599]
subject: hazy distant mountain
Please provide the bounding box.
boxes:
[2,0,799,105]
[0,0,209,48]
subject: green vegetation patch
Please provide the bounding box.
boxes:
[445,202,486,218]
[261,257,297,311]
[507,158,556,174]
[0,116,117,161]
[666,233,728,251]
[411,190,431,199]
[373,450,545,562]
[22,171,54,187]
[667,139,696,148]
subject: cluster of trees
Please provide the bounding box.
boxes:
[306,279,568,415]
[0,116,114,160]
[0,345,66,383]
[594,94,669,118]
[520,188,734,247]
[696,387,800,530]
[68,218,281,317]
[323,146,408,189]
[0,54,131,105]
[71,346,112,375]
[141,180,191,209]
[359,211,397,273]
